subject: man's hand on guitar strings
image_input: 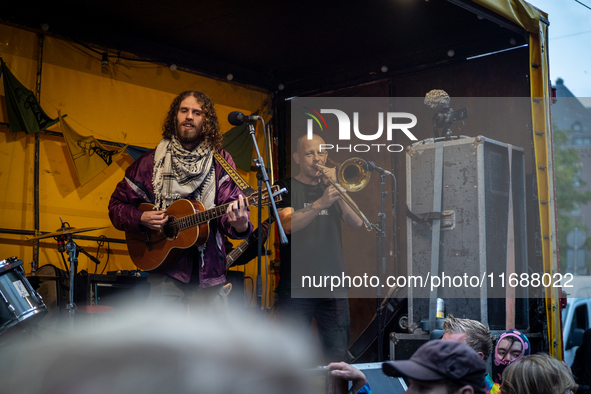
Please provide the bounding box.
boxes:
[226,195,249,233]
[140,209,169,231]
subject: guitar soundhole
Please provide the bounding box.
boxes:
[163,216,178,240]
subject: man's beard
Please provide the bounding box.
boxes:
[176,121,202,145]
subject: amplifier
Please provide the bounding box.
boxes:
[75,273,149,307]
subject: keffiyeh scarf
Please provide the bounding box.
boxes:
[152,136,215,211]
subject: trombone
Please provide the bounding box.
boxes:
[314,157,373,231]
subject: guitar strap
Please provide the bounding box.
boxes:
[213,151,255,196]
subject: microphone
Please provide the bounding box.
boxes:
[57,236,66,253]
[228,111,261,126]
[424,89,450,109]
[364,161,393,176]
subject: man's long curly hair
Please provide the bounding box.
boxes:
[162,90,223,150]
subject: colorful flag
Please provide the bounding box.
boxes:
[222,111,258,172]
[125,145,150,161]
[59,112,127,185]
[1,58,60,134]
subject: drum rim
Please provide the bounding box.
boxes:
[0,305,48,334]
[0,258,23,274]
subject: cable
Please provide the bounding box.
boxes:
[98,236,111,275]
[263,213,271,315]
[261,118,272,182]
[551,29,591,40]
[59,251,70,276]
[72,39,156,63]
[93,235,107,274]
[574,0,591,11]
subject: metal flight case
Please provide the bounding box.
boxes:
[405,136,528,332]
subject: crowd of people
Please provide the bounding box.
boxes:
[6,89,587,393]
[330,315,591,394]
[2,308,587,394]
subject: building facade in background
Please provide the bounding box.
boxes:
[553,78,591,274]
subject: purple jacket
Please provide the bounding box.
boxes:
[108,148,252,286]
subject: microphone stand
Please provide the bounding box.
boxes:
[365,162,394,362]
[65,234,78,325]
[375,172,387,361]
[55,218,78,326]
[246,120,288,314]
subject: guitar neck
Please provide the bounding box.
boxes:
[176,185,279,232]
[226,233,255,265]
[177,200,245,231]
[226,216,276,268]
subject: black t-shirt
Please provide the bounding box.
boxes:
[274,177,347,297]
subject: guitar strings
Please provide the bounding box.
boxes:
[160,193,265,233]
[158,189,273,237]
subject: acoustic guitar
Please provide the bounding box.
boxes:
[126,185,282,271]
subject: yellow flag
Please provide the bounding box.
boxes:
[59,112,127,185]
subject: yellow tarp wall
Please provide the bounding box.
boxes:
[0,23,276,307]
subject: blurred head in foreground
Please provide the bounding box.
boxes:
[500,353,574,394]
[0,305,317,394]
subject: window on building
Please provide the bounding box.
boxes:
[573,121,583,133]
[572,137,591,146]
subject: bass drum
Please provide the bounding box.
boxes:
[0,257,48,335]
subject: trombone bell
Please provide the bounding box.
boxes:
[337,157,371,192]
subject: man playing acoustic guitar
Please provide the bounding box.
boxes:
[108,90,252,310]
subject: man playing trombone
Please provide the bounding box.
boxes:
[274,133,364,363]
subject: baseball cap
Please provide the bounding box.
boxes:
[382,340,486,393]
